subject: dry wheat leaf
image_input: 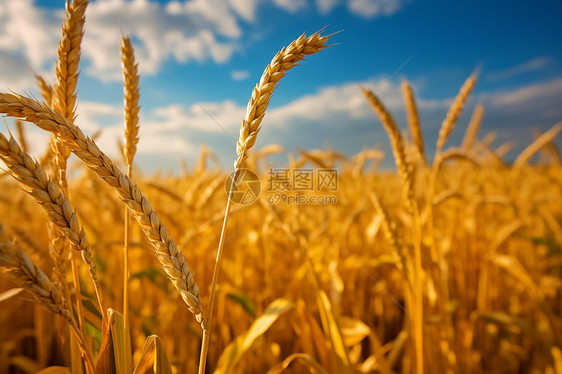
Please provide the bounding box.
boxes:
[96,309,132,374]
[339,316,371,347]
[0,287,24,302]
[316,290,352,371]
[214,298,295,374]
[133,335,172,374]
[37,367,72,374]
[266,353,328,374]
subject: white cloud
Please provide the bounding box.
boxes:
[82,0,241,81]
[273,0,308,12]
[227,0,259,21]
[485,78,562,109]
[315,0,341,14]
[231,69,250,81]
[0,0,411,90]
[348,0,404,18]
[486,57,551,82]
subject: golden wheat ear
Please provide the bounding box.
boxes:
[0,223,95,372]
[401,80,426,164]
[0,93,203,325]
[234,30,332,169]
[0,132,104,313]
[362,87,415,212]
[435,71,478,155]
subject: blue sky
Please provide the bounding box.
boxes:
[1,0,561,172]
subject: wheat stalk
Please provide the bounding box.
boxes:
[15,119,28,153]
[514,122,562,167]
[461,102,484,151]
[234,31,331,169]
[362,88,415,211]
[401,80,425,164]
[52,0,88,122]
[51,0,88,193]
[199,30,331,374]
[121,34,140,328]
[121,36,140,169]
[435,72,478,155]
[35,75,53,106]
[0,223,94,373]
[0,92,203,324]
[0,132,104,313]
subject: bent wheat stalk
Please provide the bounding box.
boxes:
[362,87,423,374]
[362,88,415,211]
[0,92,203,325]
[198,30,331,374]
[514,122,562,167]
[0,224,95,374]
[0,132,104,314]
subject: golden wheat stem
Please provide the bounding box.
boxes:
[198,183,235,374]
[362,87,424,374]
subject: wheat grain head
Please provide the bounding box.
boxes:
[234,31,330,169]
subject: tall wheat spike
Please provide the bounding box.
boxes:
[435,72,478,155]
[0,93,204,324]
[121,36,140,169]
[199,30,331,374]
[35,75,53,106]
[120,35,140,327]
[362,88,415,211]
[461,102,484,151]
[51,0,89,191]
[234,31,331,169]
[15,119,28,153]
[514,122,562,167]
[401,80,426,164]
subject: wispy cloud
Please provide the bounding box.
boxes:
[0,0,412,90]
[485,77,562,110]
[486,57,551,82]
[273,0,308,12]
[231,70,250,81]
[315,0,406,17]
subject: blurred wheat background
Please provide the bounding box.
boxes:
[1,1,562,374]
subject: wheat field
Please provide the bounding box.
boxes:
[1,2,562,374]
